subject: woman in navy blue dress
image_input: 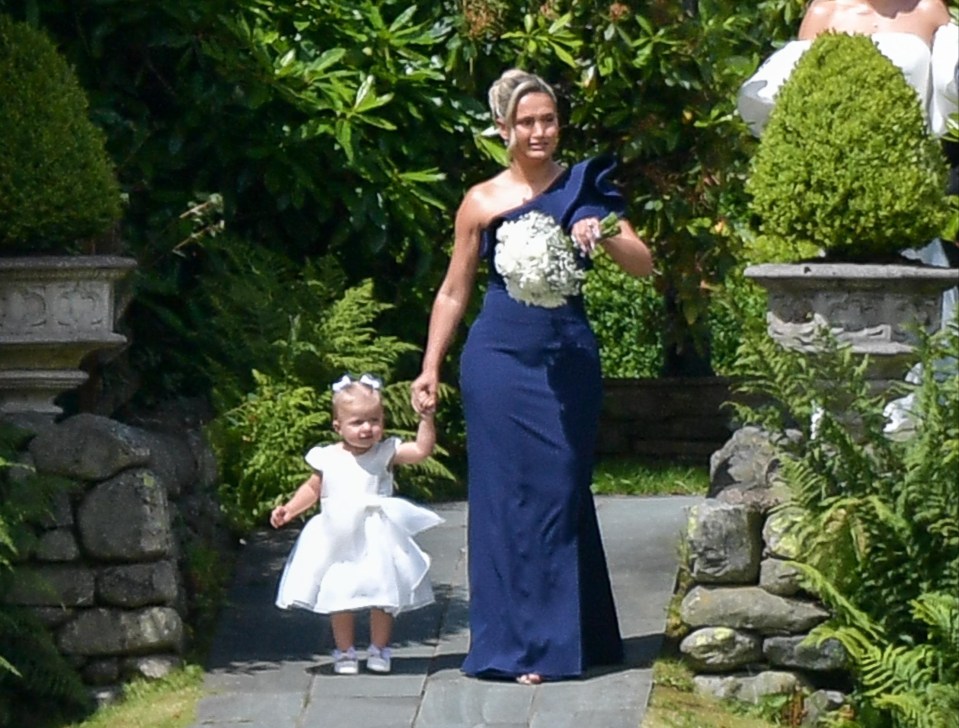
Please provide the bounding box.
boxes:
[411,69,653,684]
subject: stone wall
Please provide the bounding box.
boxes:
[3,411,230,691]
[599,377,737,463]
[677,427,848,726]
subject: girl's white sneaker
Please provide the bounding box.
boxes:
[333,647,358,675]
[366,645,392,674]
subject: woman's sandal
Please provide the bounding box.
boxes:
[516,673,542,685]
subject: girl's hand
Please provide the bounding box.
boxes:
[270,506,289,529]
[411,371,438,414]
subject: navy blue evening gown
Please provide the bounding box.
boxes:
[459,156,625,680]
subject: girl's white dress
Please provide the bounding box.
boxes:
[275,437,443,616]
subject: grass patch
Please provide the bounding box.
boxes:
[642,660,783,728]
[65,665,204,728]
[592,458,708,496]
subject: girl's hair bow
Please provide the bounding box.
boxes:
[331,373,383,393]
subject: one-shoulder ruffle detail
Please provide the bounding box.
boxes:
[479,155,626,259]
[561,154,627,229]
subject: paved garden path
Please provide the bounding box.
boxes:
[191,495,700,728]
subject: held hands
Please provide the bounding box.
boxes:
[270,505,291,529]
[410,371,438,416]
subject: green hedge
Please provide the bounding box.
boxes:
[0,15,120,253]
[746,32,948,261]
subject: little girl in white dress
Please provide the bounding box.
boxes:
[270,373,443,675]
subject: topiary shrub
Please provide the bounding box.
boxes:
[0,15,121,253]
[746,32,949,262]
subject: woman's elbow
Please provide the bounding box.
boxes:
[626,258,654,278]
[613,243,654,277]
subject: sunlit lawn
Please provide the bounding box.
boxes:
[592,457,709,496]
[66,666,204,728]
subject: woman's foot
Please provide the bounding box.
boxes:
[516,673,542,685]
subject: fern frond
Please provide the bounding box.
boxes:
[790,562,883,639]
[0,606,91,725]
[208,280,462,532]
[731,312,959,727]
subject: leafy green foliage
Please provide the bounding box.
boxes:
[207,278,458,533]
[0,427,91,727]
[13,0,809,401]
[449,0,790,371]
[747,32,949,261]
[6,0,477,405]
[732,319,959,727]
[591,459,707,496]
[162,234,350,407]
[808,592,958,728]
[584,251,663,378]
[3,0,821,517]
[0,15,121,252]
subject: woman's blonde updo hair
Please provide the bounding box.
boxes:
[488,69,558,152]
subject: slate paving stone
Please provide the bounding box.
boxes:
[300,695,422,728]
[194,691,305,725]
[192,496,702,728]
[415,680,536,728]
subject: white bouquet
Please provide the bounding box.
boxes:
[493,210,618,308]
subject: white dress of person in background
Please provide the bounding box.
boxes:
[737,1,959,438]
[738,0,957,138]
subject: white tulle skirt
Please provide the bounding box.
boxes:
[275,495,443,616]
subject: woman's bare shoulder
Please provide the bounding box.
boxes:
[459,172,516,228]
[798,0,839,39]
[917,0,951,26]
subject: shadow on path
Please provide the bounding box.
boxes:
[192,496,700,728]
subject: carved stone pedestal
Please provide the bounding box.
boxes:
[744,262,958,385]
[0,256,136,424]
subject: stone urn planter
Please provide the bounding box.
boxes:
[744,262,959,385]
[0,256,136,424]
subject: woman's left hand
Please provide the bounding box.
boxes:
[411,371,438,414]
[571,217,605,255]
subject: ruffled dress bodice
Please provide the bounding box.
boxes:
[475,155,627,329]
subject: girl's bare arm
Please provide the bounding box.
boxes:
[393,413,437,466]
[270,473,322,527]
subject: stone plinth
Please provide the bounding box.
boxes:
[745,263,958,381]
[0,255,136,420]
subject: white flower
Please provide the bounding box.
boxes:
[493,211,586,308]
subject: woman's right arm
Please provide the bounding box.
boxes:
[411,191,484,412]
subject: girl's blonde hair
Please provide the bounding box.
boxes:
[331,381,382,418]
[487,69,558,152]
